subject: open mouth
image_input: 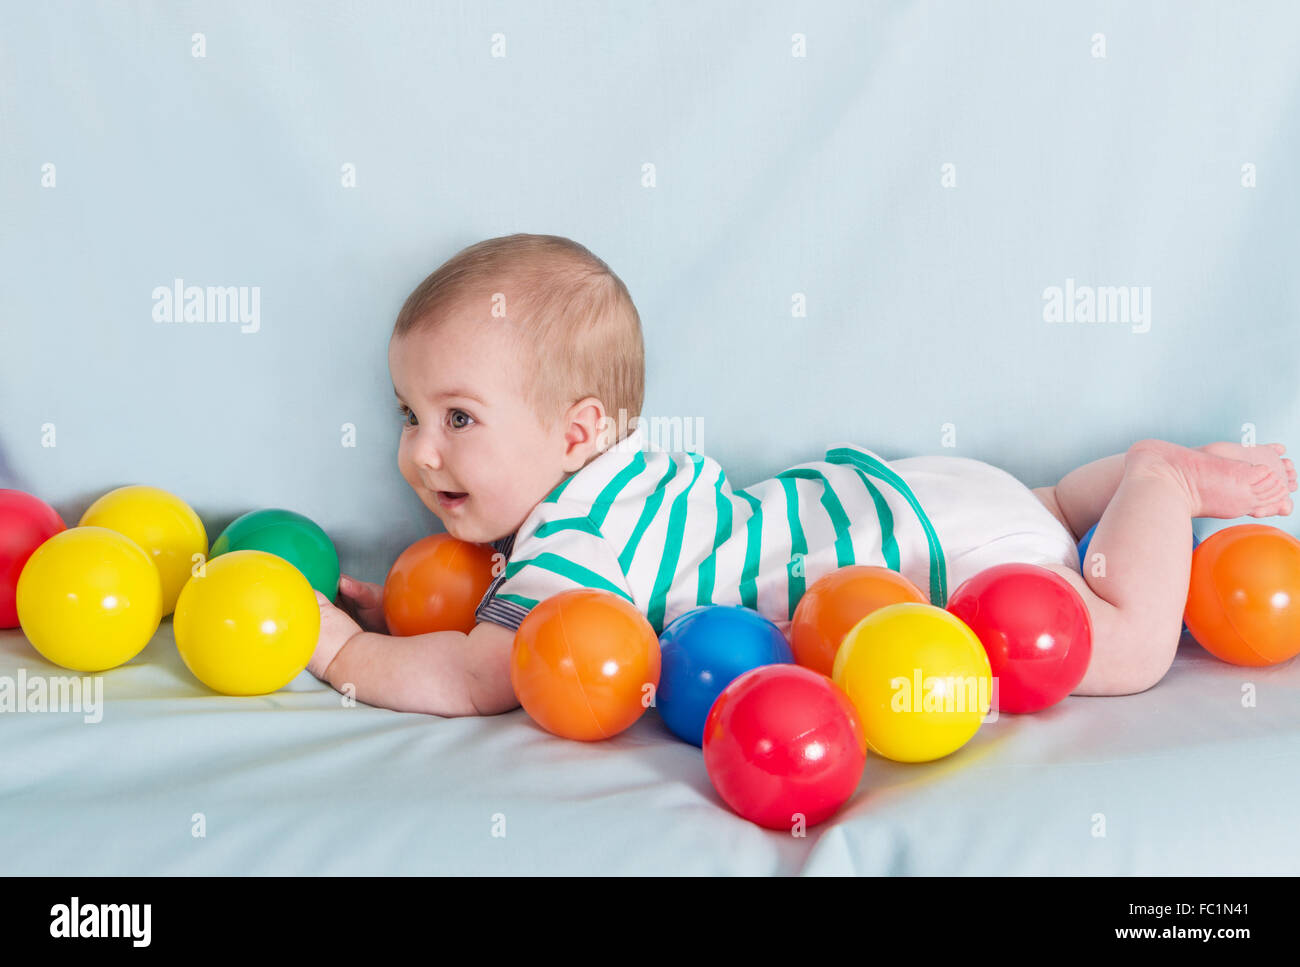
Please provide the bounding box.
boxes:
[437,491,468,507]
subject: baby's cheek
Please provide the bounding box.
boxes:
[395,451,417,489]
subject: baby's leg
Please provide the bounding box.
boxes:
[1031,440,1294,695]
[1039,442,1295,540]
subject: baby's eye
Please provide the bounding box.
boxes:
[397,403,417,428]
[449,409,475,430]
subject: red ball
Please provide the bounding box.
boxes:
[946,563,1092,714]
[702,664,867,830]
[0,489,67,629]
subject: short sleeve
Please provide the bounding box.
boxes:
[474,504,636,632]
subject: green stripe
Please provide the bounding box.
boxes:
[734,490,763,610]
[696,466,733,605]
[647,454,705,632]
[541,473,578,504]
[777,476,808,618]
[496,592,540,610]
[534,517,602,539]
[773,467,857,569]
[589,451,647,528]
[618,455,679,574]
[502,552,634,602]
[848,468,900,570]
[826,447,948,606]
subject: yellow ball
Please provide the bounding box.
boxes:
[79,485,208,617]
[15,526,163,671]
[832,601,992,763]
[173,549,320,696]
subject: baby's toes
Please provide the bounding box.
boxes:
[1249,470,1290,508]
[1250,496,1291,518]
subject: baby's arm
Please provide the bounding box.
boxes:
[319,620,519,716]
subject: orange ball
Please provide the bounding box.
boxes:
[1184,523,1300,666]
[382,533,497,636]
[790,565,928,676]
[510,589,661,741]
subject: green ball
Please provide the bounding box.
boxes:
[209,509,340,598]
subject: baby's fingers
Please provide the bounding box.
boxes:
[339,573,384,605]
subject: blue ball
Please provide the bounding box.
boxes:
[1076,523,1095,573]
[656,604,793,747]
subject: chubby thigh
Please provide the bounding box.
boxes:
[889,453,1081,592]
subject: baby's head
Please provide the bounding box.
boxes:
[389,234,644,544]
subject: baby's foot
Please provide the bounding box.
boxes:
[1128,439,1295,519]
[1198,441,1297,495]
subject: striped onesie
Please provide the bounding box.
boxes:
[475,421,1078,637]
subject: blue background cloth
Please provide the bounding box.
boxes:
[2,1,1298,873]
[3,0,1296,580]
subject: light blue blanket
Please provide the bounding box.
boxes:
[2,622,1296,874]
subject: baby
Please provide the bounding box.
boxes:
[307,233,1296,714]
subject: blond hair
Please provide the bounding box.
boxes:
[393,234,644,439]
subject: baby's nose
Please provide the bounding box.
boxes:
[410,435,444,471]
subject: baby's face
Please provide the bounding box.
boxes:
[389,319,572,545]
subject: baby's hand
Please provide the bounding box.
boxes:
[335,574,389,634]
[308,590,364,681]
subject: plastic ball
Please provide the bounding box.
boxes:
[946,563,1092,713]
[832,602,992,763]
[383,533,497,636]
[656,605,793,746]
[702,664,867,830]
[1183,523,1300,666]
[790,565,927,676]
[15,526,163,671]
[511,588,661,741]
[173,549,320,695]
[210,508,340,598]
[79,485,208,616]
[0,489,67,628]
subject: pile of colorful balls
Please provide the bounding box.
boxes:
[505,524,1300,830]
[0,486,337,694]
[4,484,1299,831]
